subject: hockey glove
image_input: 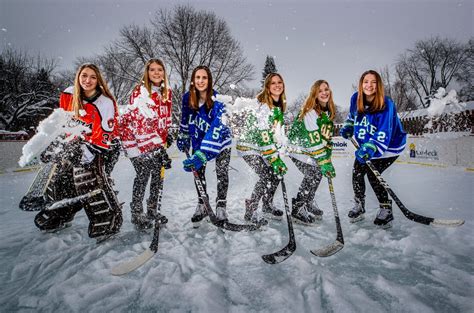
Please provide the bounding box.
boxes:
[183,150,207,172]
[317,158,336,178]
[269,156,287,176]
[355,142,377,164]
[339,121,354,139]
[176,133,190,153]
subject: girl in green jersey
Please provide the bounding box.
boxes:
[287,80,336,224]
[236,73,288,225]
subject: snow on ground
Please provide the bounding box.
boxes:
[1,146,473,313]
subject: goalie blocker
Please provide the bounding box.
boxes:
[34,143,122,239]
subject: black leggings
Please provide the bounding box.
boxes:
[243,155,280,205]
[194,148,231,204]
[352,156,398,204]
[131,149,166,210]
[290,157,322,204]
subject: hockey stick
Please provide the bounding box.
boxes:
[310,177,344,257]
[350,137,464,227]
[185,150,261,232]
[262,178,296,264]
[111,167,166,276]
[19,162,57,211]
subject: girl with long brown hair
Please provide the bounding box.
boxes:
[236,72,288,225]
[339,70,407,227]
[286,79,336,224]
[176,65,232,226]
[119,59,172,230]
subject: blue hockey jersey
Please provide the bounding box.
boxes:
[345,92,407,158]
[179,91,232,161]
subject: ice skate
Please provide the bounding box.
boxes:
[191,203,208,228]
[132,213,154,230]
[262,203,283,220]
[131,202,154,230]
[244,199,268,226]
[291,198,316,225]
[307,202,323,221]
[348,198,365,223]
[374,201,393,229]
[146,210,168,225]
[216,200,228,223]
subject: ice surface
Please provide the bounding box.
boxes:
[1,146,473,312]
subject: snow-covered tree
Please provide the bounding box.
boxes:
[261,55,277,87]
[454,38,474,102]
[0,48,58,132]
[396,36,471,108]
[89,5,255,127]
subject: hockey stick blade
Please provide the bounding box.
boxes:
[219,220,261,232]
[310,240,344,257]
[261,178,296,264]
[262,239,296,264]
[110,167,165,275]
[431,219,465,227]
[110,248,155,276]
[186,151,260,232]
[311,177,344,258]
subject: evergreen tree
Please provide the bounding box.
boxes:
[261,55,277,87]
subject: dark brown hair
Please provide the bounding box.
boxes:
[189,65,214,110]
[357,70,385,113]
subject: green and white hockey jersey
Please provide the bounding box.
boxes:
[287,110,333,166]
[236,103,284,161]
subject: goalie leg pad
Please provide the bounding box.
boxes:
[73,160,122,238]
[34,204,79,231]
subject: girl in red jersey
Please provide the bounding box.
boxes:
[58,64,120,175]
[119,59,173,229]
[35,63,123,238]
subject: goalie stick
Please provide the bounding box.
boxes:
[310,177,344,257]
[261,178,296,264]
[350,137,464,227]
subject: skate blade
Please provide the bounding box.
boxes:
[375,221,393,229]
[135,226,154,232]
[292,217,317,226]
[349,214,365,223]
[192,220,202,228]
[264,212,283,221]
[313,215,323,221]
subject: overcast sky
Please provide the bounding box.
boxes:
[1,0,472,107]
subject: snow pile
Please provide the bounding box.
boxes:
[18,109,90,167]
[426,88,463,117]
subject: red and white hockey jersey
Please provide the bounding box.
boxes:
[118,85,172,158]
[59,86,118,150]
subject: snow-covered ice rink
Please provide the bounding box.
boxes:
[1,148,472,313]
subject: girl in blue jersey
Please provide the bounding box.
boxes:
[176,66,232,225]
[340,70,406,227]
